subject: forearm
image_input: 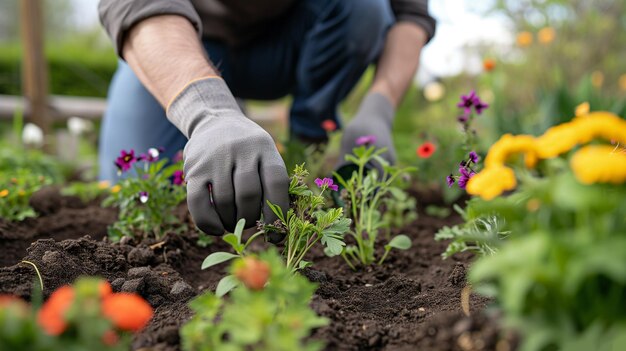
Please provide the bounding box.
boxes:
[370,22,427,108]
[122,15,217,107]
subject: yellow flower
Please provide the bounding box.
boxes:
[537,27,555,44]
[484,134,538,168]
[575,102,590,117]
[591,71,604,88]
[516,31,533,47]
[110,185,121,193]
[619,74,626,92]
[466,165,517,200]
[570,145,626,184]
[98,180,111,190]
[18,190,26,196]
[0,189,8,198]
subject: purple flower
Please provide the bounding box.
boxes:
[457,90,478,114]
[473,98,489,115]
[173,170,185,185]
[457,115,469,124]
[355,135,377,146]
[138,191,149,203]
[457,167,476,189]
[314,177,339,191]
[469,151,480,163]
[114,149,137,173]
[173,150,184,163]
[446,174,455,188]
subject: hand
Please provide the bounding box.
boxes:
[167,78,289,241]
[336,92,396,175]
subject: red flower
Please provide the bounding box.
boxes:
[102,293,153,332]
[417,142,436,158]
[321,119,337,132]
[234,257,271,290]
[483,58,496,72]
[37,286,75,335]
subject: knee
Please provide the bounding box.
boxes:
[345,0,394,59]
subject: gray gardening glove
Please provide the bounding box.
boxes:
[336,92,396,177]
[167,78,289,242]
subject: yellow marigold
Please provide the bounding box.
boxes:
[516,31,533,47]
[572,112,626,145]
[110,185,121,193]
[570,145,626,184]
[537,27,555,44]
[0,189,8,198]
[535,121,581,158]
[484,134,538,168]
[575,102,590,117]
[466,165,517,200]
[98,180,110,190]
[619,74,626,92]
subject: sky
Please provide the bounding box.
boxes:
[71,0,512,82]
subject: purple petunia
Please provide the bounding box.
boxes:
[457,167,476,189]
[457,115,469,124]
[473,98,489,115]
[138,191,149,203]
[314,177,339,191]
[355,135,377,146]
[469,151,480,163]
[114,149,137,173]
[446,174,455,188]
[457,90,489,115]
[173,170,185,185]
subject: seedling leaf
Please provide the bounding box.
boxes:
[216,275,239,297]
[201,252,239,270]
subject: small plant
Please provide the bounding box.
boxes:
[0,277,153,351]
[334,146,414,268]
[61,181,112,203]
[202,164,351,296]
[102,148,187,241]
[181,249,327,351]
[435,204,510,258]
[0,170,51,221]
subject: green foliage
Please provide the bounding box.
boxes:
[435,203,510,259]
[60,181,111,203]
[264,164,351,271]
[181,249,327,351]
[102,156,186,241]
[0,169,51,221]
[334,146,415,268]
[467,161,626,350]
[0,297,52,351]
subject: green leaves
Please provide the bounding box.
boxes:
[386,235,411,250]
[215,275,240,298]
[201,252,239,270]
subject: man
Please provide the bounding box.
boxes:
[98,0,435,240]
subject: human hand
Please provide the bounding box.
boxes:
[167,78,289,242]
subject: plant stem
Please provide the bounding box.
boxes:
[21,260,44,292]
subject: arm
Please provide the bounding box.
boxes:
[123,15,217,107]
[370,22,428,108]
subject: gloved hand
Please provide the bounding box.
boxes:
[336,92,396,176]
[167,77,289,242]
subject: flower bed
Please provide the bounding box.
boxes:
[0,187,514,350]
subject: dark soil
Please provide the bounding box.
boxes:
[0,187,516,351]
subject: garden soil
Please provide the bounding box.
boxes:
[0,187,517,351]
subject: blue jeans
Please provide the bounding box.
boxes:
[99,0,394,181]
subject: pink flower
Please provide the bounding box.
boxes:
[173,170,185,185]
[355,135,377,146]
[314,177,339,191]
[138,191,149,203]
[114,150,137,173]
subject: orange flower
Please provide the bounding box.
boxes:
[38,286,75,335]
[102,293,153,332]
[321,119,337,132]
[483,58,496,72]
[234,257,271,290]
[0,189,8,198]
[99,281,112,297]
[416,142,436,158]
[537,27,555,44]
[0,295,29,317]
[516,31,533,47]
[102,330,119,346]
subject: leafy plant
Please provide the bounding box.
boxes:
[181,249,327,351]
[102,148,187,241]
[0,170,51,221]
[435,204,510,259]
[334,146,414,268]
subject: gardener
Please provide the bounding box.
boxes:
[97,0,436,239]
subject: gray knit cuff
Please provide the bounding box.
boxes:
[166,77,241,138]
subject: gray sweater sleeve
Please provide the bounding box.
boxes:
[98,0,203,57]
[389,0,437,43]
